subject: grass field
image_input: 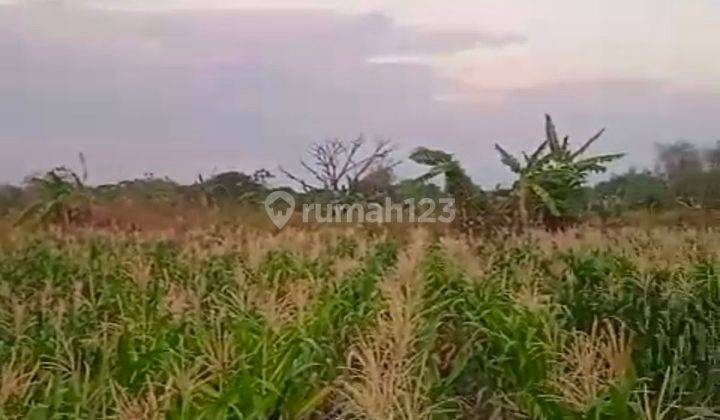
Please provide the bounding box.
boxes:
[1,226,720,418]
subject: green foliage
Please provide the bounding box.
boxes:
[195,170,273,207]
[670,169,720,209]
[394,179,443,202]
[15,166,92,227]
[496,115,624,229]
[2,228,720,418]
[0,232,399,418]
[594,170,670,210]
[410,147,487,227]
[95,175,181,204]
[409,148,482,199]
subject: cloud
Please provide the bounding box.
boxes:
[0,3,519,183]
[1,2,719,189]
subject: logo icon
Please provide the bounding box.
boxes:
[264,190,295,229]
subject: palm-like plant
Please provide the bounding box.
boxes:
[543,114,624,172]
[15,154,92,227]
[495,140,555,230]
[409,147,486,226]
[496,115,623,230]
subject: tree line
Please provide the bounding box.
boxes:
[2,115,719,231]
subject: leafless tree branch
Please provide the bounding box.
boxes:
[282,136,398,195]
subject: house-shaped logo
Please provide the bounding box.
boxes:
[263,191,295,229]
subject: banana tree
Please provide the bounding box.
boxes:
[16,169,90,226]
[495,140,563,230]
[409,147,487,228]
[496,115,624,230]
[16,155,92,227]
[409,148,474,196]
[543,114,624,171]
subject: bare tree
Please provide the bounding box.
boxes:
[705,140,720,170]
[656,141,703,180]
[281,136,399,196]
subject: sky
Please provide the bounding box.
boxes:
[2,0,720,186]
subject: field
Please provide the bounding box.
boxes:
[1,226,720,419]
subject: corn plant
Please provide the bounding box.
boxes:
[1,227,720,418]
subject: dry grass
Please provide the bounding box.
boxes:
[112,380,169,420]
[340,231,430,419]
[0,353,38,408]
[164,284,202,321]
[550,319,633,412]
[438,236,493,280]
